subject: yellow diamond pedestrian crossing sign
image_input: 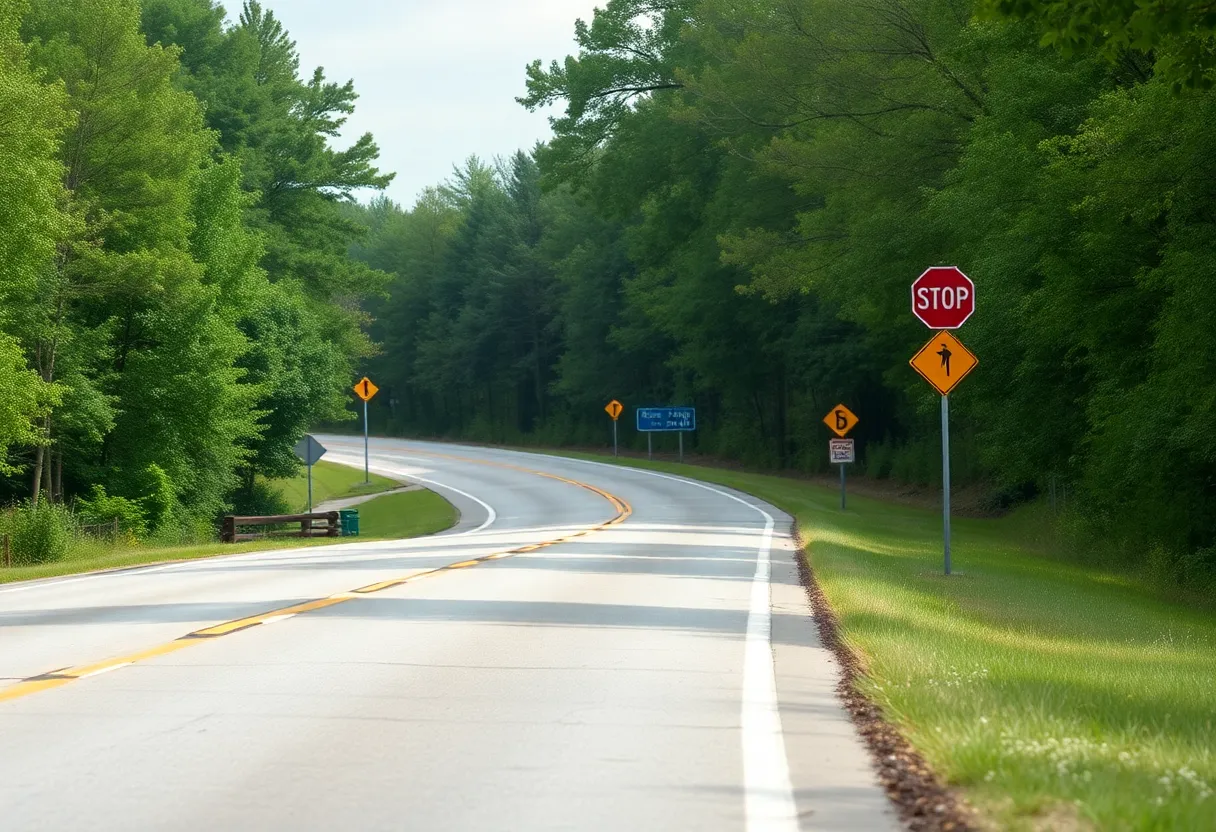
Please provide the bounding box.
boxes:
[910,331,977,395]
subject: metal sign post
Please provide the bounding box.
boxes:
[604,400,623,457]
[293,435,328,514]
[352,377,380,485]
[910,332,976,575]
[825,407,859,512]
[678,432,683,463]
[941,394,952,575]
[828,437,855,511]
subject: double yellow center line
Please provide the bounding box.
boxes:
[0,458,631,705]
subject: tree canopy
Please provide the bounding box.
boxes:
[0,0,389,530]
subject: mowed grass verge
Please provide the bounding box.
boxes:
[553,451,1215,830]
[1,466,455,585]
[354,487,458,539]
[274,460,399,511]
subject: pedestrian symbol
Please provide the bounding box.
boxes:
[910,331,977,395]
[937,342,953,376]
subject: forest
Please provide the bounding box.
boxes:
[0,0,389,544]
[353,0,1216,591]
[1,0,1215,591]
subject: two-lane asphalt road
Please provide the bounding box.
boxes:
[0,439,895,830]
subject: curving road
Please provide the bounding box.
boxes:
[0,438,895,831]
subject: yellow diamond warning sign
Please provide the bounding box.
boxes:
[910,331,977,395]
[353,377,379,402]
[605,400,624,421]
[823,404,859,438]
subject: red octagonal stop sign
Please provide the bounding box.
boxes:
[911,266,975,329]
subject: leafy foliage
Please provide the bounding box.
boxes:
[0,0,390,536]
[76,484,149,538]
[4,501,76,564]
[983,0,1216,88]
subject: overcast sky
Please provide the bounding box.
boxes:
[261,0,600,206]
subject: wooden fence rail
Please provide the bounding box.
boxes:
[221,512,341,544]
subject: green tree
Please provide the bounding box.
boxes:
[0,0,64,478]
[984,0,1216,88]
[20,0,259,521]
[142,0,394,491]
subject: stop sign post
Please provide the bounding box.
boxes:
[912,267,974,330]
[911,266,975,576]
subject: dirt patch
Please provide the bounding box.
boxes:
[793,522,983,831]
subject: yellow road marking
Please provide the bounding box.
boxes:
[0,453,632,706]
[0,678,71,702]
[351,579,406,595]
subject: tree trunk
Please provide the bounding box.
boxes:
[43,437,53,503]
[31,443,45,507]
[53,448,63,503]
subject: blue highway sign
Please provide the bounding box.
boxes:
[636,407,696,433]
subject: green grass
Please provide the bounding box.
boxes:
[551,451,1216,830]
[274,460,400,512]
[353,488,459,539]
[0,473,456,586]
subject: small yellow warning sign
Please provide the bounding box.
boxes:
[605,400,624,421]
[823,404,859,438]
[353,377,380,402]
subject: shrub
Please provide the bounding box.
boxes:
[8,501,76,565]
[138,463,176,533]
[76,485,148,539]
[231,480,291,517]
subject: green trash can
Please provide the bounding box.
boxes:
[339,509,360,537]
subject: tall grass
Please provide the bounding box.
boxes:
[0,502,77,565]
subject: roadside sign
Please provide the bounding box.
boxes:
[910,329,979,576]
[912,267,975,330]
[636,407,695,432]
[605,400,624,458]
[352,376,378,483]
[823,404,859,438]
[637,406,695,463]
[910,331,977,396]
[293,434,327,466]
[829,438,855,464]
[293,434,327,513]
[353,376,379,402]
